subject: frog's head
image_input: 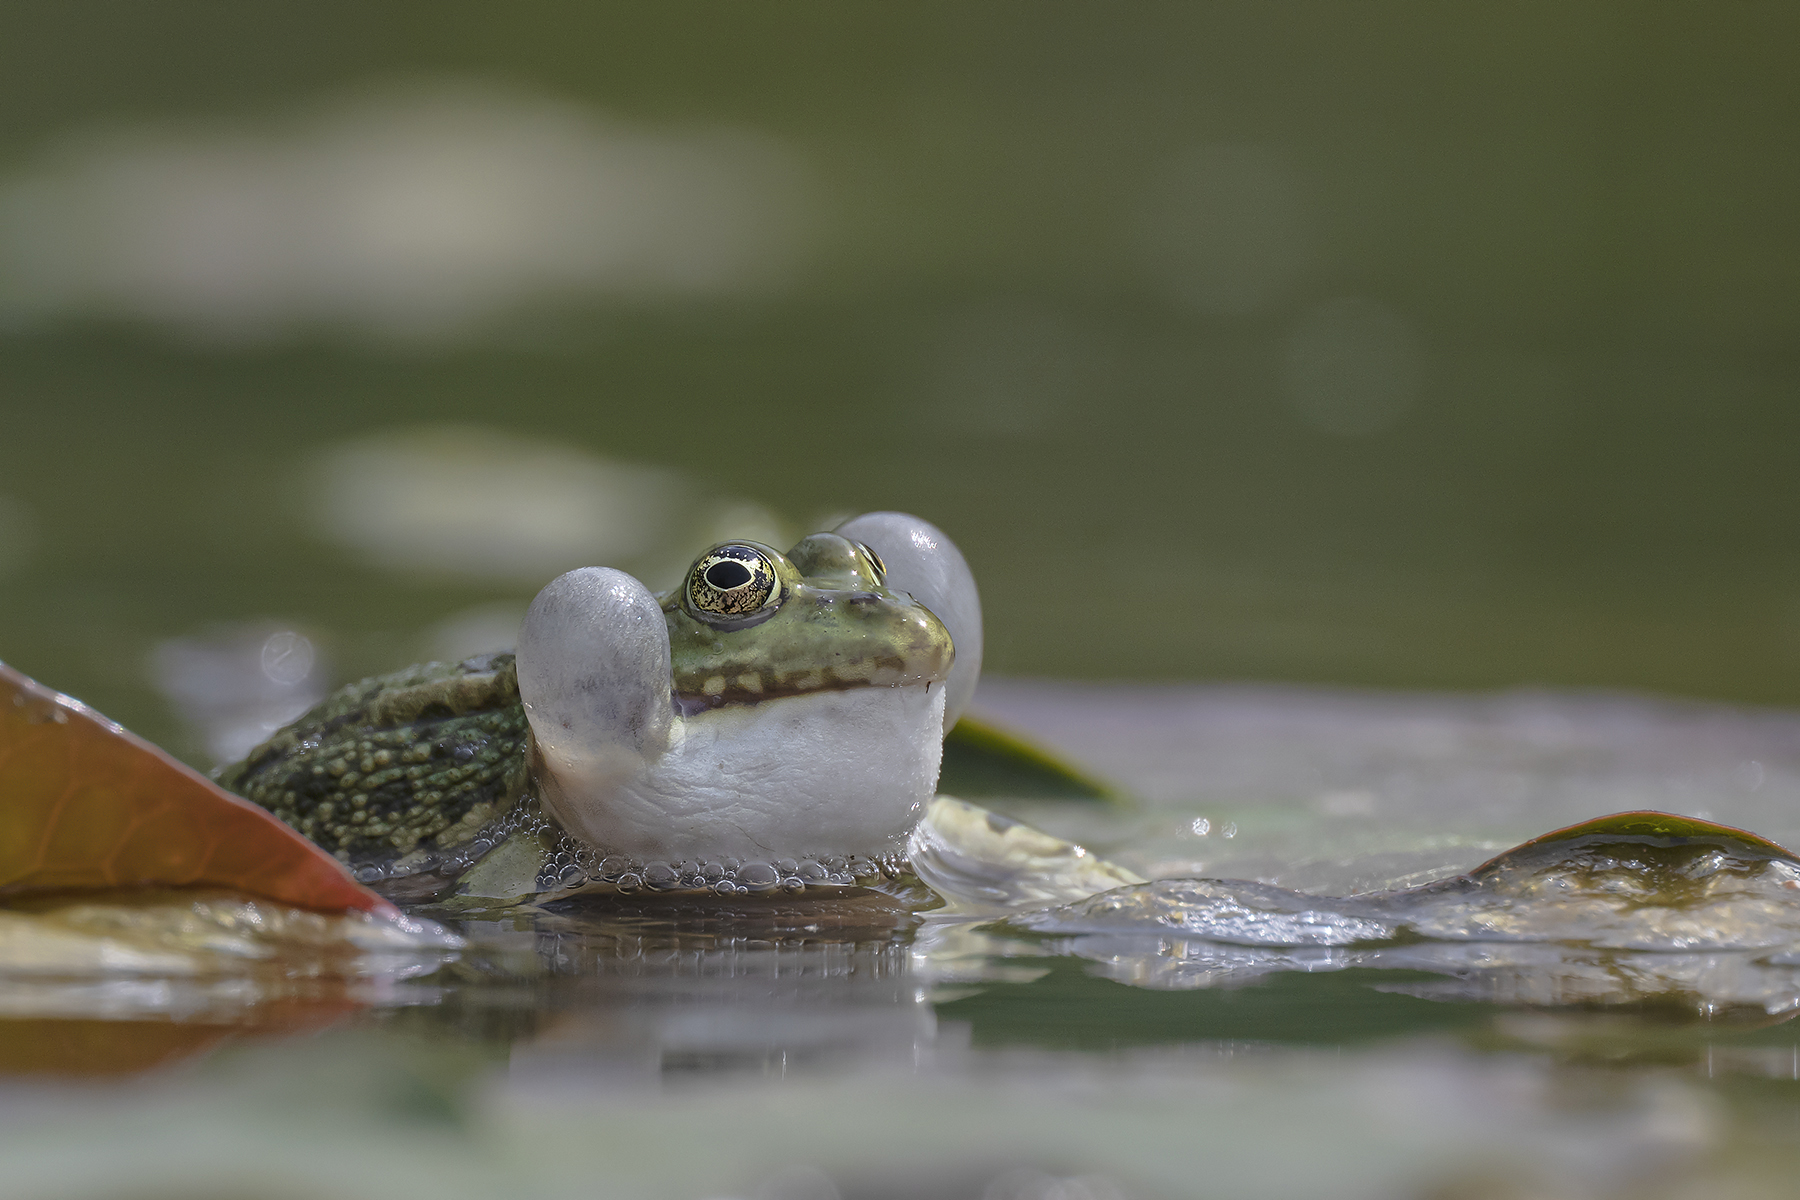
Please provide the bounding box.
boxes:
[662,532,953,714]
[516,513,981,866]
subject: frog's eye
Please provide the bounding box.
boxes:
[686,544,781,621]
[857,542,886,579]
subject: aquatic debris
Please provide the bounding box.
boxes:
[910,796,1144,911]
[1008,811,1800,953]
[0,661,398,915]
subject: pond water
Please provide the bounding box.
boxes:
[4,5,1800,1195]
[6,679,1800,1199]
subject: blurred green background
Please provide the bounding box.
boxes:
[3,2,1799,759]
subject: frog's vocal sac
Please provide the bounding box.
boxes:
[219,512,983,889]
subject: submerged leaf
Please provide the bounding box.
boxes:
[939,714,1119,803]
[0,661,394,915]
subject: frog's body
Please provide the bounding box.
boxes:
[218,654,533,883]
[220,513,982,901]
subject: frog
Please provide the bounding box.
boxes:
[218,512,983,903]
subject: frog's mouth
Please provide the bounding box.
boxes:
[670,662,946,715]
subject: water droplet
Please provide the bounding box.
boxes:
[739,861,779,888]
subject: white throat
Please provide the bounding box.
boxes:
[536,684,947,864]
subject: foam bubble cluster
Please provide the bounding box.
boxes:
[536,830,906,897]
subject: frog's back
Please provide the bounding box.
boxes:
[219,653,531,882]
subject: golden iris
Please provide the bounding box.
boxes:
[687,545,779,618]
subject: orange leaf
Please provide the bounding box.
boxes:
[0,661,395,916]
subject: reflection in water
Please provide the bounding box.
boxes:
[299,425,800,595]
[306,425,682,581]
[9,690,1800,1196]
[1061,936,1800,1016]
[1007,815,1800,952]
[0,891,457,1075]
[464,893,940,1086]
[0,868,1785,1197]
[0,80,811,342]
[990,814,1800,1017]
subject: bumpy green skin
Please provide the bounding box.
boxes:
[661,534,952,707]
[218,654,529,869]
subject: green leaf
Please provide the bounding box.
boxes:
[939,715,1120,804]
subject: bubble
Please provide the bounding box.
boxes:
[150,623,330,765]
[1735,760,1767,793]
[642,861,679,889]
[615,872,642,892]
[797,860,828,882]
[258,631,316,687]
[739,861,779,889]
[774,858,798,875]
[701,861,727,882]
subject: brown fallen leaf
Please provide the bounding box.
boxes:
[0,661,395,916]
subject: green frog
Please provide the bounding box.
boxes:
[219,512,983,903]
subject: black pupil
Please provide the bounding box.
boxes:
[705,560,754,590]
